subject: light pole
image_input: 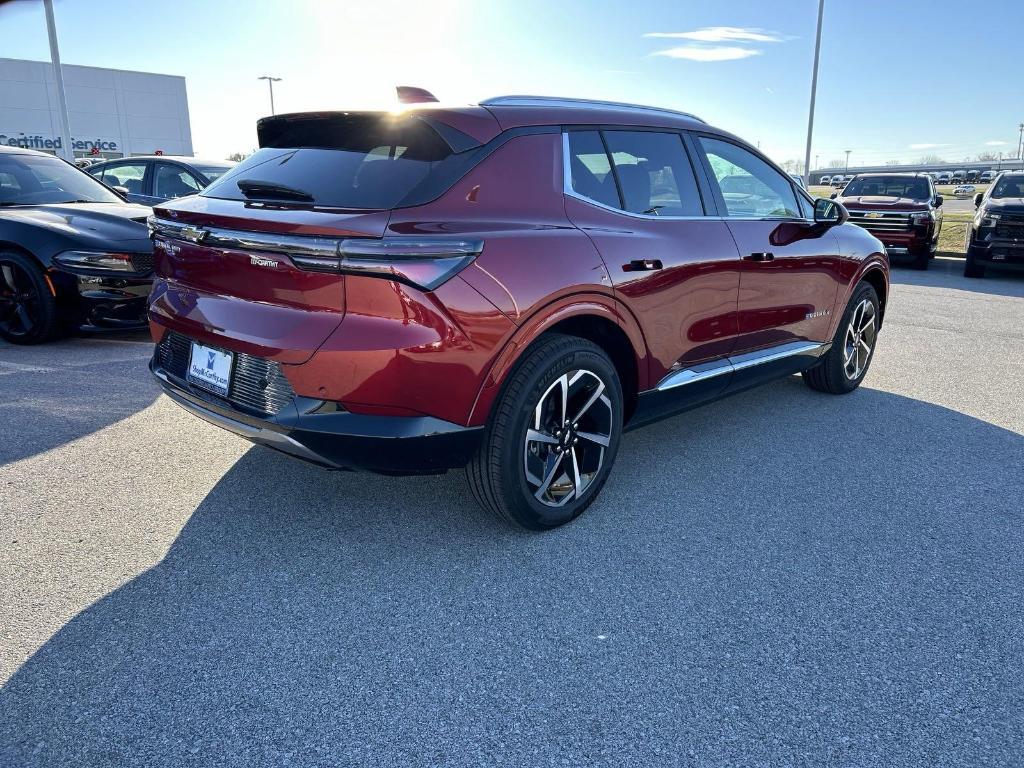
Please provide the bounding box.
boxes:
[43,0,73,161]
[1018,122,1024,162]
[845,149,852,174]
[258,76,282,115]
[802,0,825,188]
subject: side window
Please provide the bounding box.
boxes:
[153,163,201,199]
[99,163,147,195]
[603,131,703,216]
[566,131,619,209]
[796,193,814,219]
[698,137,800,218]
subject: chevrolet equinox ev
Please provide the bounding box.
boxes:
[148,96,889,530]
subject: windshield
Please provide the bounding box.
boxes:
[0,152,122,206]
[194,164,233,183]
[990,175,1024,198]
[842,176,930,200]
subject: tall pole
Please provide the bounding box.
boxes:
[845,149,851,173]
[43,0,74,161]
[802,0,825,188]
[1018,122,1023,162]
[258,76,282,115]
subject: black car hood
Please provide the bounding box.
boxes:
[985,198,1024,215]
[0,202,151,242]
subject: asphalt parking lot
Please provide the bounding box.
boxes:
[1,258,1022,767]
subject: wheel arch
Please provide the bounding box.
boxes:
[467,294,648,426]
[0,240,40,262]
[859,265,888,326]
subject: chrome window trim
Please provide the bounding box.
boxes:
[654,341,830,392]
[560,132,815,224]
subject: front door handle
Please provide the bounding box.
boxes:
[744,252,775,262]
[624,259,663,272]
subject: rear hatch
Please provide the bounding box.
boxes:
[149,109,498,364]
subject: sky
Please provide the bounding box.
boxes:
[2,0,1022,169]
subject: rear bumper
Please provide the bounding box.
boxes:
[150,360,483,475]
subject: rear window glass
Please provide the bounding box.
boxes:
[203,114,477,210]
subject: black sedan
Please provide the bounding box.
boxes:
[0,146,153,344]
[86,155,235,205]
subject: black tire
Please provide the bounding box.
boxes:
[908,245,930,270]
[964,248,986,279]
[0,251,63,345]
[802,281,880,395]
[467,333,623,531]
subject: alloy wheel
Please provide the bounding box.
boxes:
[0,261,40,339]
[524,369,613,507]
[843,298,877,380]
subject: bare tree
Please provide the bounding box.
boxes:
[226,151,249,162]
[916,154,944,165]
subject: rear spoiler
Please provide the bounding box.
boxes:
[256,111,482,154]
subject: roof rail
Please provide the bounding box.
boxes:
[479,95,704,123]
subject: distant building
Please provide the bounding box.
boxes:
[809,160,1024,185]
[0,57,192,159]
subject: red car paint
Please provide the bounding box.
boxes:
[148,99,888,473]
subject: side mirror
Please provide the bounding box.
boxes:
[829,191,838,200]
[814,197,848,226]
[934,195,943,207]
[974,192,983,208]
[113,185,130,198]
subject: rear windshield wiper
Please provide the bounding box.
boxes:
[236,179,314,203]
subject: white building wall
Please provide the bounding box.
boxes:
[0,57,192,158]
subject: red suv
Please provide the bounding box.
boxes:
[148,96,889,529]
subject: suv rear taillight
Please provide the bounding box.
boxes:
[293,238,484,292]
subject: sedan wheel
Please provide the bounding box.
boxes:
[0,253,64,345]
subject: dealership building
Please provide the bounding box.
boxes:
[0,57,192,159]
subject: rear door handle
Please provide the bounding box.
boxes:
[624,259,663,272]
[744,252,775,262]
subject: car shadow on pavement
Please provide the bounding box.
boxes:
[889,257,1024,297]
[1,379,1022,766]
[0,332,158,465]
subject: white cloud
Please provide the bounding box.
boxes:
[645,27,786,43]
[652,46,762,62]
[985,140,1008,146]
[909,143,948,150]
